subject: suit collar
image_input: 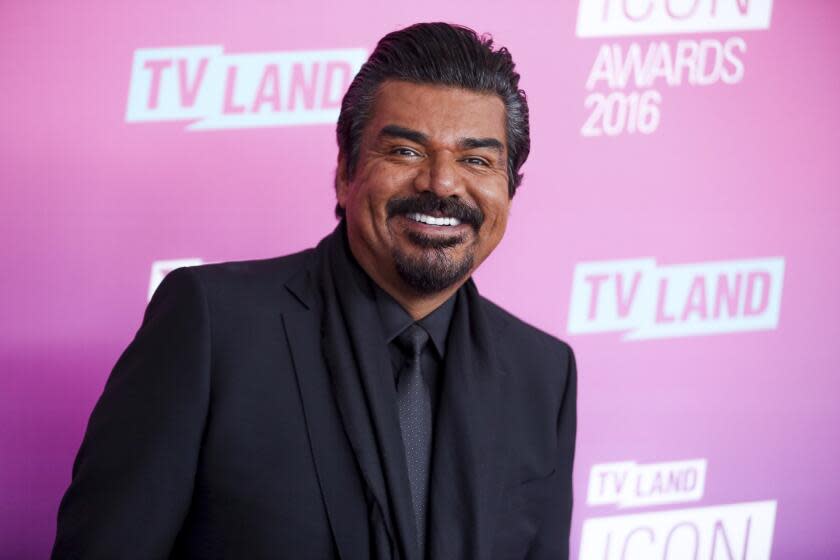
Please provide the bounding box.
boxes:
[284,258,316,311]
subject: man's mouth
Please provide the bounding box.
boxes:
[405,213,462,227]
[386,192,484,232]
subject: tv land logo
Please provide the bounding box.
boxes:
[567,257,784,340]
[125,46,367,130]
[575,0,773,137]
[580,459,777,559]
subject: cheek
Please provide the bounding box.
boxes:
[493,207,510,236]
[488,209,510,249]
[479,188,512,234]
[355,163,409,213]
[346,176,382,219]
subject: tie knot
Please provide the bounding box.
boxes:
[396,323,429,358]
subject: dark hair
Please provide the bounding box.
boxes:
[334,22,530,218]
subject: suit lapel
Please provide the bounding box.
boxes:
[283,310,369,560]
[426,283,512,560]
[284,264,419,560]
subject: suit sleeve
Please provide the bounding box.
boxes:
[526,342,577,560]
[52,266,211,560]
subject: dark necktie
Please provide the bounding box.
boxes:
[395,323,432,559]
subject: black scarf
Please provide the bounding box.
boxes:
[315,222,507,560]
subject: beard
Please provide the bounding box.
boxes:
[392,229,475,294]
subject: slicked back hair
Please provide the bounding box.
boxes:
[335,22,530,218]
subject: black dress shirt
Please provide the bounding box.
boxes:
[373,283,456,420]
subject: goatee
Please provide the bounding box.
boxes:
[392,236,474,294]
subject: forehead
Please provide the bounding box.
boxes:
[366,81,507,149]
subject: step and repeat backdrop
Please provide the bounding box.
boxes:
[2,1,839,558]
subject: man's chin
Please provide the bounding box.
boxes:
[392,244,474,295]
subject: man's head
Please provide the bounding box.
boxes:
[335,22,530,300]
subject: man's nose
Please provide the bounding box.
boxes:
[413,152,460,196]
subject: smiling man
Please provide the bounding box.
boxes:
[54,23,577,560]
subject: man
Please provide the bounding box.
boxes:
[53,22,577,560]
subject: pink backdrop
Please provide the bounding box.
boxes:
[2,1,839,558]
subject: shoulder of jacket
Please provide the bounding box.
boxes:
[480,295,574,359]
[187,248,313,284]
[168,248,315,311]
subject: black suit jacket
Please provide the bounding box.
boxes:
[53,244,577,559]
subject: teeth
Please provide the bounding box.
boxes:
[407,213,462,226]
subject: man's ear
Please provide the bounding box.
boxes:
[335,153,350,210]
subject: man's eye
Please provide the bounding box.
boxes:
[392,147,421,157]
[463,156,490,166]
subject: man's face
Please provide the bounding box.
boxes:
[337,80,511,295]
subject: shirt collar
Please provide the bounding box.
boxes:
[373,283,456,358]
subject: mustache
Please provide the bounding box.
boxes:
[386,192,484,230]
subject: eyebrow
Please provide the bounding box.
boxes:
[379,125,428,145]
[378,124,505,155]
[459,136,504,154]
